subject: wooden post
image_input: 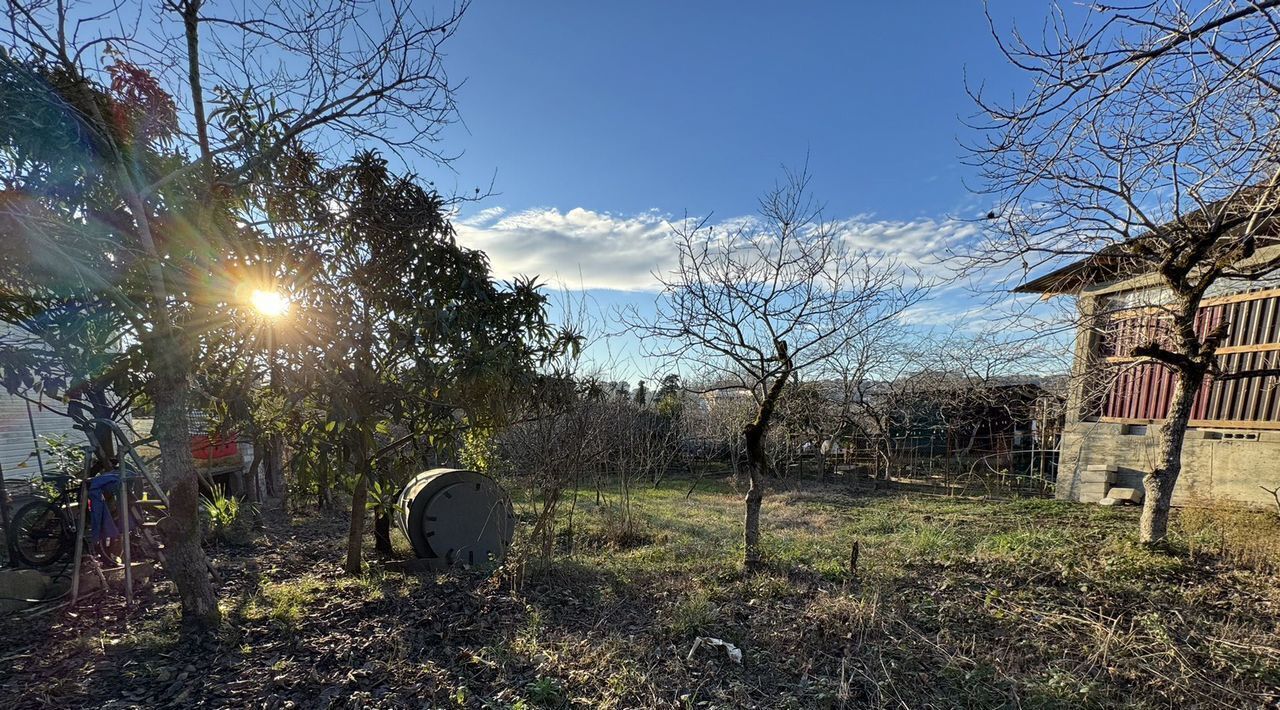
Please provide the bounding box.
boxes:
[0,459,15,568]
[120,470,132,608]
[69,480,89,606]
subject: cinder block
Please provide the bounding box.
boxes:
[1081,481,1109,499]
[1086,463,1118,472]
[1079,469,1117,484]
[1107,487,1143,503]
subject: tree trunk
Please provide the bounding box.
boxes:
[743,422,767,570]
[317,453,331,511]
[1141,367,1202,544]
[270,434,286,511]
[741,341,793,571]
[344,441,370,575]
[374,511,393,555]
[85,388,117,469]
[108,93,220,629]
[243,442,260,504]
[242,440,263,528]
[263,442,277,498]
[374,461,393,554]
[151,354,220,629]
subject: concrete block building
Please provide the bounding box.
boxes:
[1018,247,1280,508]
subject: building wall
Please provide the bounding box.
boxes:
[0,325,86,481]
[0,394,81,482]
[1057,419,1280,507]
[1057,289,1280,507]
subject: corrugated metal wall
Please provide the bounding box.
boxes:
[1097,288,1280,425]
[0,393,81,481]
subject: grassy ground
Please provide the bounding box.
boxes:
[2,478,1278,708]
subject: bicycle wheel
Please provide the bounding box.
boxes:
[9,499,72,567]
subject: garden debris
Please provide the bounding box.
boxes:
[687,636,743,664]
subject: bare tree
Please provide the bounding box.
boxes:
[967,1,1280,543]
[498,374,612,559]
[833,334,945,480]
[631,167,927,569]
[602,397,681,527]
[680,382,754,484]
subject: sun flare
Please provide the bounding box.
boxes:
[249,289,290,318]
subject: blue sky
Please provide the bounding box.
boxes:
[423,2,1054,380]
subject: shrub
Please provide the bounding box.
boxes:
[200,484,254,544]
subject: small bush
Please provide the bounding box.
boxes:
[522,676,565,708]
[201,484,255,544]
[667,588,718,637]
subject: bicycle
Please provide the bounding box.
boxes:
[7,474,79,568]
[8,468,160,569]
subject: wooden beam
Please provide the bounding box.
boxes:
[1215,342,1280,355]
[1202,287,1280,308]
[1094,416,1280,431]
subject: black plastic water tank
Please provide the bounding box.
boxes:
[394,468,515,569]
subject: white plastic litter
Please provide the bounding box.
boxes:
[687,636,743,664]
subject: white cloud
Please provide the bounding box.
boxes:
[454,206,980,291]
[456,206,507,227]
[455,206,676,291]
[833,216,980,278]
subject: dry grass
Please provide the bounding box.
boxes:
[1178,499,1280,572]
[3,479,1278,708]
[503,480,1280,707]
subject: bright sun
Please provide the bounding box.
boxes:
[250,289,290,318]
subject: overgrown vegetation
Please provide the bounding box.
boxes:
[1,2,1278,707]
[4,479,1276,708]
[1178,500,1280,573]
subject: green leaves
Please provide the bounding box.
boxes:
[366,478,399,515]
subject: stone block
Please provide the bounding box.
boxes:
[1076,480,1109,502]
[1107,487,1143,504]
[1078,468,1116,484]
[0,569,50,613]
